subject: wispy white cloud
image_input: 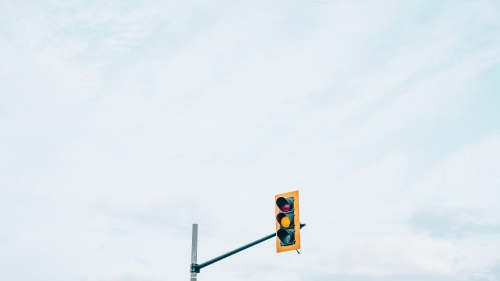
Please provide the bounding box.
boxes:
[413,135,500,208]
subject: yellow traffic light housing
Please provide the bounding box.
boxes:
[275,190,300,253]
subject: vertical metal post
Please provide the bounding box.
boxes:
[190,224,198,281]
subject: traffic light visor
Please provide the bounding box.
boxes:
[276,197,293,212]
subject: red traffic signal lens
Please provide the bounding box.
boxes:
[281,204,290,212]
[276,197,293,212]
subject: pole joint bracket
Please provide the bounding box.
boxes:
[190,263,200,273]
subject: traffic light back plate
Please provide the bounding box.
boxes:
[275,190,300,253]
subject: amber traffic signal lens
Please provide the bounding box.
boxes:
[281,216,291,227]
[276,213,294,228]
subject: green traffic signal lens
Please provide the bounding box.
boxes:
[277,228,294,245]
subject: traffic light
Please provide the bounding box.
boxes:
[275,190,300,253]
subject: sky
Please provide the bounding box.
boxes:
[1,0,500,280]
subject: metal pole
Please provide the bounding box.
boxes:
[196,232,276,271]
[190,224,198,281]
[193,223,306,273]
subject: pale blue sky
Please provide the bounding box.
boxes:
[1,1,500,281]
